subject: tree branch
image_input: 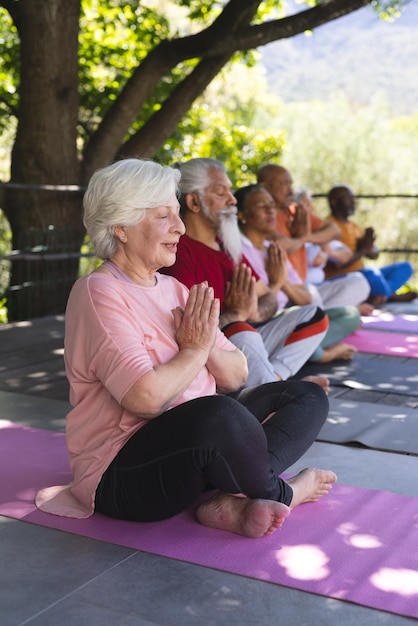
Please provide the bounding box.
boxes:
[165,0,373,58]
[81,0,264,176]
[228,0,374,51]
[118,53,232,159]
[81,46,177,179]
[82,0,374,176]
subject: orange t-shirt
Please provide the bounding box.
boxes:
[276,211,324,281]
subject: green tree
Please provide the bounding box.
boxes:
[0,0,408,320]
[275,92,418,255]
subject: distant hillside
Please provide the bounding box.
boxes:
[260,1,418,115]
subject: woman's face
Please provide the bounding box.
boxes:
[125,199,185,272]
[240,189,277,236]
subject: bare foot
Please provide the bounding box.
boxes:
[358,302,374,316]
[318,343,357,363]
[196,492,290,538]
[302,375,330,394]
[286,468,337,509]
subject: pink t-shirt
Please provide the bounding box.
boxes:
[36,267,236,518]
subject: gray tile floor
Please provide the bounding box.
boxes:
[1,305,418,625]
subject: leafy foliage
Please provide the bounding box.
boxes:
[155,101,284,186]
[0,0,286,167]
[176,0,284,22]
[78,1,175,146]
[176,0,223,21]
[154,62,285,184]
[371,0,408,19]
[277,92,418,252]
[0,8,19,129]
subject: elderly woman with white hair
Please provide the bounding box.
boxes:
[36,158,336,538]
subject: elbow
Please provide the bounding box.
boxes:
[217,353,248,393]
[140,402,171,419]
[236,364,249,390]
[237,354,249,388]
[125,401,169,420]
[120,387,171,419]
[218,368,248,394]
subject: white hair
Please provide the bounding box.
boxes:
[175,158,226,213]
[83,159,181,259]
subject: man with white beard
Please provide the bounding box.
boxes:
[161,158,330,391]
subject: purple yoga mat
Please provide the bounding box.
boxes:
[345,329,418,358]
[1,421,418,619]
[361,312,418,333]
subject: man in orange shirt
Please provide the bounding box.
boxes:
[257,164,340,281]
[326,184,416,304]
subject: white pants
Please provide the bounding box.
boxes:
[307,272,370,309]
[227,305,328,387]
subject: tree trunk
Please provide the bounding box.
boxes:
[3,0,82,320]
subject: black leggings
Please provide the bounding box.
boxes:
[95,381,328,522]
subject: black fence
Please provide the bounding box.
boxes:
[1,192,418,321]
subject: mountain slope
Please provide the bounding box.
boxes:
[260,1,418,114]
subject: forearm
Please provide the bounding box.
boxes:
[120,347,209,418]
[267,276,286,296]
[251,292,278,323]
[329,249,364,271]
[219,309,246,327]
[276,234,306,253]
[206,347,248,393]
[281,282,311,306]
[308,225,341,246]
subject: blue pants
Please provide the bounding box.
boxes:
[361,262,414,298]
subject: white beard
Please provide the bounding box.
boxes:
[200,198,242,265]
[217,212,242,266]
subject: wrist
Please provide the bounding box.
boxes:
[268,281,282,293]
[179,345,210,362]
[219,310,243,326]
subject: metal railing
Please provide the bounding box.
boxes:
[1,192,418,320]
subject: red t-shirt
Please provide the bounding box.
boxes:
[161,234,259,312]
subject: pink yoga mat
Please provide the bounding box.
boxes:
[1,421,418,619]
[345,329,418,358]
[361,312,418,333]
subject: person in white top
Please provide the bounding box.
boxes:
[294,188,373,315]
[236,184,360,363]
